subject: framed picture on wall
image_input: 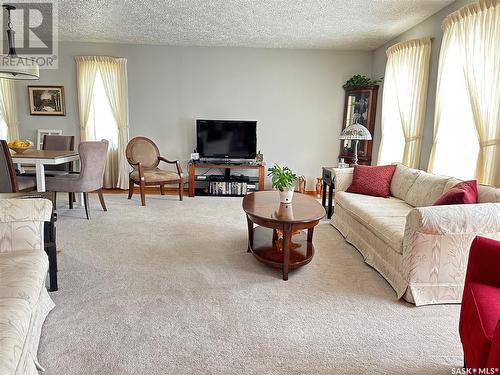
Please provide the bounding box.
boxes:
[28,86,66,116]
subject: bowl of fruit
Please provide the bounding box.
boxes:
[7,139,34,154]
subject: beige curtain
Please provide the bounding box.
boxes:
[0,79,19,141]
[377,38,431,168]
[98,57,130,189]
[75,57,98,141]
[75,56,130,189]
[429,0,499,186]
[452,0,499,186]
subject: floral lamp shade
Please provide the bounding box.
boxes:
[339,123,372,140]
[339,123,372,165]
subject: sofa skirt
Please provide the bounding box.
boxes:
[18,287,54,375]
[330,204,415,304]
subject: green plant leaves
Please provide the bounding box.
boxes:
[343,74,383,88]
[267,164,297,191]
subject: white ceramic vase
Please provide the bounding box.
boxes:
[279,188,294,203]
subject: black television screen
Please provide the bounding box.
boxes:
[196,120,257,159]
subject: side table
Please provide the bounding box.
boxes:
[321,167,334,219]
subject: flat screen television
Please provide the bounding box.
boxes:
[196,120,257,160]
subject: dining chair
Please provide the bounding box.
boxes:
[45,140,108,219]
[0,140,37,193]
[42,135,75,176]
[125,136,183,206]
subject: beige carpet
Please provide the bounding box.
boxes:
[39,193,463,374]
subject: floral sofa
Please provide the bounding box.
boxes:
[330,163,500,306]
[0,198,54,374]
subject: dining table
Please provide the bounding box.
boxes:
[11,149,80,192]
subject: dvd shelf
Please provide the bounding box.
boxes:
[209,181,249,196]
[188,162,265,197]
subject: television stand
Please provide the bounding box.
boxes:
[188,162,265,197]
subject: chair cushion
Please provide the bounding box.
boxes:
[335,191,412,253]
[434,180,478,206]
[346,165,396,198]
[0,250,48,308]
[130,168,180,183]
[45,173,81,193]
[16,176,36,191]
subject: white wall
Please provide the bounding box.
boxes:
[371,0,473,170]
[15,42,372,188]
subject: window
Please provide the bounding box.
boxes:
[377,38,431,168]
[86,70,119,187]
[428,37,479,180]
[76,56,130,189]
[429,1,498,185]
[377,64,405,165]
[87,71,118,145]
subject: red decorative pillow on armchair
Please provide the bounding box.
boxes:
[346,165,397,198]
[433,180,478,205]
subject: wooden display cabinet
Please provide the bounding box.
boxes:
[338,85,379,165]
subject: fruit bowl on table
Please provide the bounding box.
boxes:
[7,140,34,154]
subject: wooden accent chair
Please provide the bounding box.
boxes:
[45,140,108,220]
[126,137,183,206]
[0,140,36,193]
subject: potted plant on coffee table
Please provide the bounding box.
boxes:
[268,164,297,203]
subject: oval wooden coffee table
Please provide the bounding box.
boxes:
[242,191,325,280]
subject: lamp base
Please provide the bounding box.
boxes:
[351,139,359,166]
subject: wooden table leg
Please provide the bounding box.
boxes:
[282,224,292,281]
[246,216,253,253]
[307,227,314,257]
[307,227,314,242]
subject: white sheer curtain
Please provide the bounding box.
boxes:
[0,79,19,141]
[429,0,499,186]
[377,38,431,168]
[76,56,130,189]
[98,58,130,189]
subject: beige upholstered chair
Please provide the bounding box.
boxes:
[126,136,183,206]
[0,140,36,192]
[45,140,108,219]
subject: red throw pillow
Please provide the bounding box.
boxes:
[433,180,478,206]
[346,165,396,198]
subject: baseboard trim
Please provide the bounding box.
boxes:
[103,187,320,197]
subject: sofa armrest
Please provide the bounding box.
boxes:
[402,203,500,305]
[405,203,500,236]
[333,167,354,192]
[0,198,52,253]
[0,198,52,223]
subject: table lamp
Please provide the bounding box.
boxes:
[339,123,372,165]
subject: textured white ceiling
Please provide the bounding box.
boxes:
[57,0,454,50]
